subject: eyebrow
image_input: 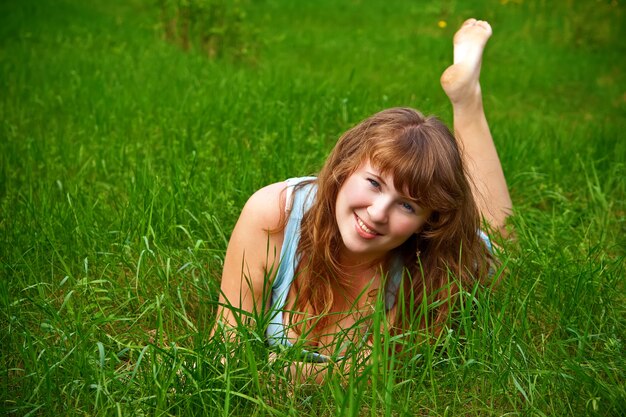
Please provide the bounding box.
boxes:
[366,171,387,186]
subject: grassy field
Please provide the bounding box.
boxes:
[1,0,625,415]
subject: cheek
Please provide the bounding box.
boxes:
[390,218,416,236]
[339,181,368,207]
[392,216,426,237]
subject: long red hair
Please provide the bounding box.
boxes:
[289,107,491,334]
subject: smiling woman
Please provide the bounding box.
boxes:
[213,19,511,382]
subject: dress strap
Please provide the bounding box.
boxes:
[266,177,316,347]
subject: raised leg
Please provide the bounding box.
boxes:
[441,19,512,233]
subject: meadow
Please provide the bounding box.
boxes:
[1,0,625,415]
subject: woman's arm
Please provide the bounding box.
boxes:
[213,182,287,334]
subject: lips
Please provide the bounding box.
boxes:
[354,213,380,238]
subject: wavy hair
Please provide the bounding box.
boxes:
[289,107,491,335]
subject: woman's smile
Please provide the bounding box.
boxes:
[354,213,381,238]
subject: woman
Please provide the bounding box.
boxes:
[214,19,511,378]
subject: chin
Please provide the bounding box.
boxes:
[340,235,384,257]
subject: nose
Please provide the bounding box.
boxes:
[366,196,389,224]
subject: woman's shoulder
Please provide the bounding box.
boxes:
[241,177,317,229]
[241,181,289,229]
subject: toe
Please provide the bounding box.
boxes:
[462,18,477,27]
[476,20,493,32]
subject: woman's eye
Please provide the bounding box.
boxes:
[367,178,381,188]
[401,202,415,213]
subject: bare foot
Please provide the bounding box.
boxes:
[440,19,492,106]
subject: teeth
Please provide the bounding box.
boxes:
[357,217,377,235]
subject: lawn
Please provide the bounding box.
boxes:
[1,0,625,415]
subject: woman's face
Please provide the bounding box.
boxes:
[335,160,432,264]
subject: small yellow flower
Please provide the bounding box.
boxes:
[438,20,447,29]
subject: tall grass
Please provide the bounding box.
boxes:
[1,0,625,415]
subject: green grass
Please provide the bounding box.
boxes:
[1,0,625,415]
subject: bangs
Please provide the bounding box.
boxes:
[367,122,462,212]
